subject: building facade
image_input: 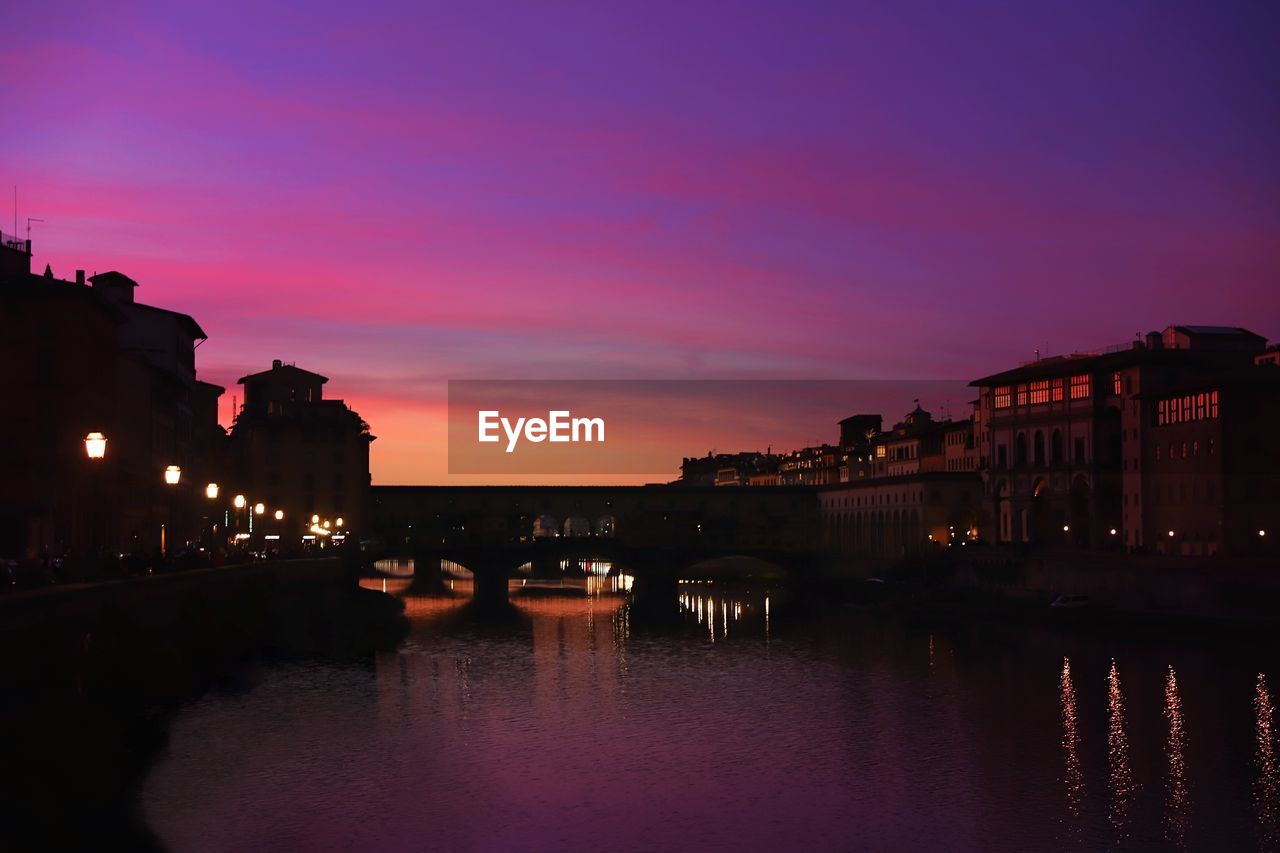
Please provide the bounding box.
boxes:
[227,360,374,547]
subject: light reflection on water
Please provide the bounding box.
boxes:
[1164,666,1190,848]
[1107,660,1137,841]
[140,581,1280,852]
[1257,674,1280,848]
[1060,657,1085,837]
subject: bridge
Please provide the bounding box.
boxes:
[369,485,824,607]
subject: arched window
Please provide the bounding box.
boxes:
[1033,431,1045,467]
[1050,429,1064,466]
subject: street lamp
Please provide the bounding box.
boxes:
[274,509,284,521]
[311,514,320,524]
[335,517,344,528]
[234,494,246,509]
[84,432,107,460]
[254,502,265,516]
[206,482,220,500]
[164,465,182,485]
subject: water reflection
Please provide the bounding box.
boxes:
[677,581,766,642]
[1164,666,1190,847]
[1256,673,1280,847]
[1107,660,1136,840]
[1059,657,1085,835]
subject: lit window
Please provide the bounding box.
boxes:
[1051,379,1064,402]
[1112,372,1122,396]
[1069,374,1090,400]
[1210,390,1219,418]
[994,386,1011,409]
[1015,384,1029,406]
[1029,379,1051,405]
[1157,400,1166,425]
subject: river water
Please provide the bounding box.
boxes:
[140,577,1280,851]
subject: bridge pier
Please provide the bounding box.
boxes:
[471,563,510,609]
[628,564,682,622]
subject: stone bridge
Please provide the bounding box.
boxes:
[370,485,823,606]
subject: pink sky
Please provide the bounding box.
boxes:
[4,0,1278,483]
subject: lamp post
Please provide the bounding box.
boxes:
[83,433,107,571]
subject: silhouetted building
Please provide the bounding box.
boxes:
[227,360,374,545]
[971,325,1269,550]
[1140,368,1279,556]
[680,451,778,486]
[838,413,881,480]
[0,235,221,558]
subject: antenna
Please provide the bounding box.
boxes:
[26,217,44,242]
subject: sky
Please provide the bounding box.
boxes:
[3,0,1279,483]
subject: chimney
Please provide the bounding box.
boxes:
[75,270,85,286]
[272,359,283,369]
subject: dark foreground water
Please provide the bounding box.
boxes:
[141,578,1280,851]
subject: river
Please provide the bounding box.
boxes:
[139,576,1280,851]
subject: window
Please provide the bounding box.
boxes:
[1210,391,1219,418]
[1192,441,1199,457]
[997,444,1008,469]
[1030,379,1052,405]
[1157,400,1167,425]
[1112,372,1122,396]
[994,386,1011,409]
[1052,379,1065,402]
[1156,445,1161,461]
[1015,384,1029,406]
[1069,374,1090,400]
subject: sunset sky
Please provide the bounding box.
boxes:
[4,0,1279,483]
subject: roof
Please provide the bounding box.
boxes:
[88,270,138,288]
[131,301,207,340]
[237,362,330,385]
[1171,325,1262,336]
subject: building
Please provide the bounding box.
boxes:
[819,473,982,557]
[838,414,882,481]
[227,360,374,546]
[872,404,949,478]
[778,444,842,486]
[0,233,222,559]
[1140,368,1279,556]
[680,451,778,486]
[971,325,1268,550]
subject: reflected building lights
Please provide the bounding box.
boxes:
[1164,666,1190,847]
[1107,660,1136,840]
[1059,657,1085,832]
[1256,673,1280,846]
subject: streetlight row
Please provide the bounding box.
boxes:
[86,431,349,533]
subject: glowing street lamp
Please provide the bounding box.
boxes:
[311,514,320,524]
[322,519,331,530]
[234,494,246,509]
[254,502,265,516]
[335,517,344,528]
[206,482,220,500]
[1168,530,1176,538]
[84,432,107,460]
[164,465,182,485]
[274,509,284,521]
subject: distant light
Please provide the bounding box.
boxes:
[311,514,320,524]
[254,502,265,515]
[234,494,246,509]
[1262,530,1268,538]
[1109,528,1117,536]
[1168,530,1176,537]
[84,432,107,460]
[206,482,220,500]
[264,534,280,540]
[164,465,181,485]
[274,509,284,520]
[335,517,344,527]
[323,519,331,529]
[1062,525,1070,532]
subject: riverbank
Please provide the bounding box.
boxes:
[0,557,408,851]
